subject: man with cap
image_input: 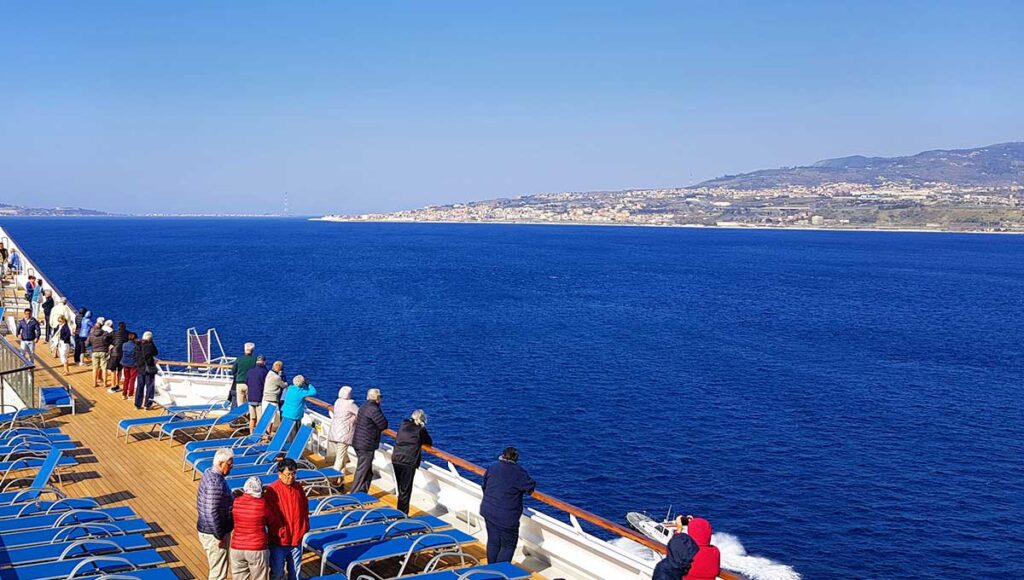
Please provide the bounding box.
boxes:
[231,476,271,580]
[245,355,271,432]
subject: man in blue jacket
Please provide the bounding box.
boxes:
[15,308,40,360]
[480,447,536,563]
[197,448,235,580]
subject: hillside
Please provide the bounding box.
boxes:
[0,202,111,216]
[697,142,1024,189]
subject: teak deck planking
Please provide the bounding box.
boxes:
[2,284,539,580]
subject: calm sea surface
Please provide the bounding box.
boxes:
[3,218,1022,578]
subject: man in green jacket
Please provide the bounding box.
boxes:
[229,342,257,407]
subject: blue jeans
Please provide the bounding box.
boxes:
[485,520,519,564]
[269,545,302,580]
[135,372,156,409]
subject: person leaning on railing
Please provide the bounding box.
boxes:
[229,342,257,408]
[390,409,432,515]
[351,388,388,494]
[480,447,536,564]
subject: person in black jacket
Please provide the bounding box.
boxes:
[390,409,432,514]
[351,388,388,494]
[134,331,159,410]
[652,516,700,580]
[480,447,536,564]
[106,321,128,392]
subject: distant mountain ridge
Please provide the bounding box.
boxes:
[697,142,1024,189]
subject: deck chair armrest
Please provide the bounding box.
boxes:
[425,551,481,575]
[60,538,125,560]
[52,522,125,543]
[65,555,135,577]
[46,497,99,514]
[8,486,65,503]
[54,508,115,527]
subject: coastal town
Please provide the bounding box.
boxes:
[320,180,1024,232]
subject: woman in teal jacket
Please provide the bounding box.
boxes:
[280,374,317,437]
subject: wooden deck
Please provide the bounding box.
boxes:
[17,338,437,578]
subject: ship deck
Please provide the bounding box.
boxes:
[9,310,527,578]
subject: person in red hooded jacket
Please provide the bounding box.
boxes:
[684,516,721,580]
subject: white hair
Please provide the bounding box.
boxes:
[213,448,234,466]
[411,409,428,426]
[244,342,255,354]
[367,388,381,401]
[142,331,153,341]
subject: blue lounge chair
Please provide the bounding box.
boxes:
[0,448,64,505]
[311,562,532,580]
[186,418,295,476]
[0,518,150,549]
[0,506,137,534]
[307,515,449,565]
[40,386,75,415]
[321,529,477,578]
[216,425,312,481]
[114,402,230,443]
[0,436,77,454]
[0,451,78,479]
[0,533,151,567]
[182,404,278,457]
[309,493,381,515]
[0,427,68,441]
[0,407,47,428]
[161,401,229,415]
[94,569,180,580]
[302,507,408,547]
[159,403,249,445]
[0,497,99,520]
[0,549,164,580]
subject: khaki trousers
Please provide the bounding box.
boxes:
[198,532,229,580]
[230,548,270,580]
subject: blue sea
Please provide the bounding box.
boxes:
[3,218,1022,579]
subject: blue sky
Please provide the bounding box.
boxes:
[1,1,1022,215]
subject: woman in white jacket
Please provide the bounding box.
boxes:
[329,385,359,483]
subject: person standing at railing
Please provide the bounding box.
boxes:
[262,361,287,436]
[351,388,388,494]
[8,250,20,275]
[135,331,159,410]
[88,319,112,388]
[56,315,73,375]
[391,409,432,514]
[16,308,40,360]
[0,244,8,278]
[74,308,92,366]
[244,355,270,432]
[480,447,536,564]
[50,297,75,338]
[106,321,128,392]
[40,290,54,341]
[23,275,36,316]
[327,385,358,486]
[229,342,257,409]
[31,279,43,319]
[280,375,316,440]
[120,332,139,401]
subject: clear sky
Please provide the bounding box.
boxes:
[1,1,1022,215]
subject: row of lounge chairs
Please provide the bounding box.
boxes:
[117,400,531,579]
[0,416,178,580]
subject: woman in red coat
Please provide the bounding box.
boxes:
[230,476,270,580]
[684,517,721,580]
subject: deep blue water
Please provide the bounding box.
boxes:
[3,218,1022,578]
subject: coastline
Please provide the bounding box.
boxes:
[311,216,1024,236]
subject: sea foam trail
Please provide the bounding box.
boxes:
[610,533,801,580]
